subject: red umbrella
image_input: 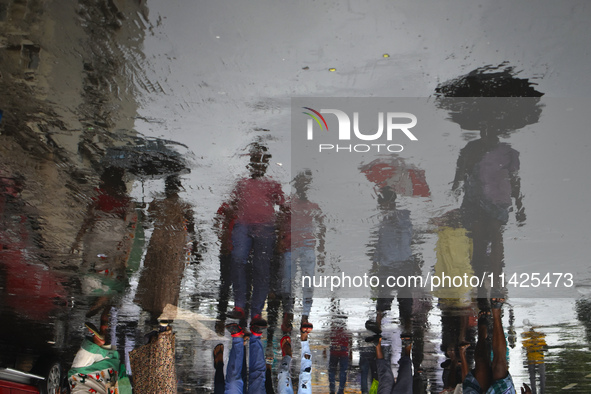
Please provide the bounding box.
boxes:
[360,157,430,197]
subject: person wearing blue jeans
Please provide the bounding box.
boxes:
[375,336,413,394]
[227,143,285,327]
[279,170,325,333]
[328,317,352,394]
[277,326,313,394]
[231,222,276,321]
[225,323,267,394]
[282,246,315,319]
[328,354,349,394]
[359,345,378,394]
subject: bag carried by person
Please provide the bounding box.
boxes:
[369,378,379,394]
[129,329,177,394]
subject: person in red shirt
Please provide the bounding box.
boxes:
[227,143,285,330]
[328,314,352,394]
[279,169,325,333]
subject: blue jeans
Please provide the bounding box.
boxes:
[282,247,316,316]
[225,336,266,394]
[329,354,349,394]
[359,347,377,393]
[231,223,276,317]
[376,355,412,394]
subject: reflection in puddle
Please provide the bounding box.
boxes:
[1,1,590,393]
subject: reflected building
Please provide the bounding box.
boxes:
[0,0,152,388]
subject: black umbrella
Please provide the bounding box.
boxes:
[103,136,191,179]
[435,64,544,134]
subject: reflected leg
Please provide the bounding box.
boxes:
[231,223,252,311]
[528,364,537,394]
[282,251,294,314]
[217,253,233,333]
[328,354,338,394]
[470,220,490,299]
[539,363,545,394]
[359,350,371,394]
[299,247,316,318]
[488,219,505,298]
[338,356,349,394]
[250,225,275,317]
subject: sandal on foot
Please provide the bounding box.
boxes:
[280,335,292,357]
[365,334,381,345]
[490,298,505,309]
[401,334,413,347]
[226,323,244,337]
[226,307,246,320]
[365,320,382,334]
[300,322,313,333]
[458,341,472,352]
[250,315,268,336]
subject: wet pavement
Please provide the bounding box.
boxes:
[1,0,591,393]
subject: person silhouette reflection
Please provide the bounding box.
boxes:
[134,175,196,323]
[214,199,239,335]
[521,324,546,394]
[72,167,137,332]
[436,67,543,300]
[279,169,325,333]
[451,125,524,299]
[328,314,352,394]
[365,186,415,336]
[226,143,285,329]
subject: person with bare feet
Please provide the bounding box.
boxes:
[277,325,313,394]
[441,342,470,393]
[460,298,516,394]
[374,335,413,393]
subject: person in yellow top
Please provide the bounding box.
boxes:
[521,324,546,394]
[431,209,474,302]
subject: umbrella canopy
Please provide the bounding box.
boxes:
[103,136,191,179]
[360,156,430,197]
[435,64,544,134]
